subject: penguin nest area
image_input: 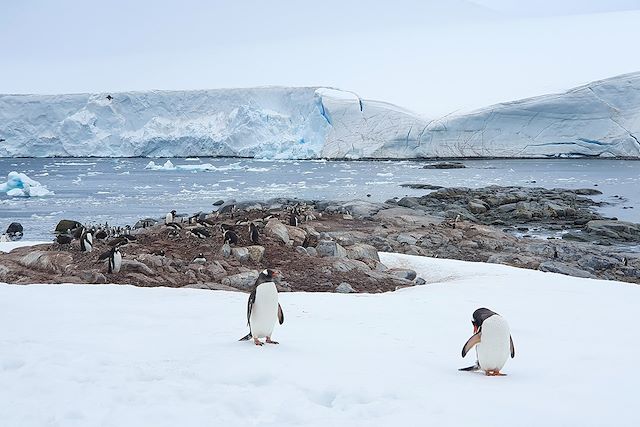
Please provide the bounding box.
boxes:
[0,211,417,293]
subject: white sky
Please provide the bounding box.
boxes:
[1,0,640,116]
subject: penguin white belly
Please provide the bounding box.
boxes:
[250,282,279,338]
[111,252,122,273]
[477,316,511,371]
[165,213,173,224]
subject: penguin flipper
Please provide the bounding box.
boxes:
[98,250,111,260]
[510,335,515,358]
[247,288,256,326]
[238,333,252,341]
[462,331,481,357]
[278,303,284,325]
[458,362,480,372]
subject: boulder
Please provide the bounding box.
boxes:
[335,282,356,293]
[316,240,347,258]
[121,260,155,275]
[295,246,309,256]
[468,200,488,214]
[396,233,418,246]
[285,225,307,246]
[246,246,265,262]
[231,247,250,262]
[221,270,260,290]
[18,251,73,273]
[332,259,371,273]
[345,243,380,261]
[306,247,318,257]
[585,220,640,242]
[55,219,82,233]
[265,219,289,244]
[220,243,231,258]
[538,261,596,279]
[388,268,417,281]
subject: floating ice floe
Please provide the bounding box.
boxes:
[0,171,54,197]
[145,160,246,172]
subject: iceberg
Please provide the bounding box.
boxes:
[0,172,54,197]
[1,73,639,159]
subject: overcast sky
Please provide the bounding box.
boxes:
[2,0,640,116]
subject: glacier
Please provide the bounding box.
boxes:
[1,73,639,159]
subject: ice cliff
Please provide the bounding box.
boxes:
[1,73,639,159]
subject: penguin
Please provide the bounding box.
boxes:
[460,308,515,376]
[192,253,207,264]
[168,229,180,239]
[249,222,259,244]
[223,229,239,245]
[94,228,108,240]
[239,269,285,346]
[289,209,299,226]
[165,210,177,225]
[106,94,113,101]
[55,234,73,245]
[166,222,183,230]
[152,249,165,256]
[80,229,93,253]
[189,227,210,239]
[99,246,122,273]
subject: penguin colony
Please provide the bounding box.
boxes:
[37,203,516,375]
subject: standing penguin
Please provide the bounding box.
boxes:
[239,269,285,346]
[99,246,122,273]
[165,210,177,225]
[288,208,299,226]
[80,228,93,253]
[249,222,259,244]
[223,229,239,245]
[460,308,515,376]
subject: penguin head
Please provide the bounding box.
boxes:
[171,210,177,215]
[260,269,279,281]
[471,308,498,333]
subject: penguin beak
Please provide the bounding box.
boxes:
[472,322,478,334]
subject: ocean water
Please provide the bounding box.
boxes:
[1,158,638,240]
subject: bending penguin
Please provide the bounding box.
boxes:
[239,269,284,346]
[460,308,515,376]
[80,228,93,253]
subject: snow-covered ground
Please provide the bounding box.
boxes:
[0,252,637,426]
[2,73,639,159]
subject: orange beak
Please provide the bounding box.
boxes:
[473,323,478,334]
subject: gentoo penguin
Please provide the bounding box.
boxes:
[168,229,180,239]
[55,234,72,245]
[460,308,515,376]
[94,228,108,240]
[192,253,207,264]
[239,269,285,346]
[152,249,165,256]
[99,246,122,273]
[249,223,259,244]
[165,210,177,225]
[289,209,299,226]
[189,227,210,239]
[80,229,93,253]
[223,229,239,245]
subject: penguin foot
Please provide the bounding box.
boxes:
[266,337,279,345]
[485,370,506,376]
[253,338,264,346]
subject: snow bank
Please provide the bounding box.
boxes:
[0,253,636,426]
[0,241,50,253]
[2,73,639,159]
[0,171,54,197]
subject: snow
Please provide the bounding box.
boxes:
[0,171,54,197]
[0,241,50,253]
[1,252,637,426]
[2,73,640,159]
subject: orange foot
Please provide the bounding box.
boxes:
[266,337,279,345]
[253,338,264,346]
[485,370,506,376]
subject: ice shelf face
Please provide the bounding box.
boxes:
[1,73,640,159]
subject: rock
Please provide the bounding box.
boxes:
[265,219,289,244]
[336,201,386,219]
[468,200,488,214]
[423,162,465,169]
[216,199,237,214]
[538,261,596,279]
[585,220,640,242]
[397,197,421,208]
[246,246,265,262]
[182,282,238,291]
[121,260,155,275]
[220,243,231,258]
[79,271,107,284]
[221,270,259,290]
[396,233,418,245]
[18,251,73,273]
[399,183,443,190]
[133,218,158,229]
[212,199,225,206]
[285,225,307,246]
[388,268,417,281]
[335,282,356,293]
[332,259,371,273]
[231,247,250,262]
[204,261,227,280]
[415,277,427,286]
[306,247,318,257]
[345,243,380,261]
[295,246,309,256]
[574,188,602,196]
[54,219,82,233]
[6,222,24,241]
[316,240,347,258]
[136,254,164,268]
[577,255,620,271]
